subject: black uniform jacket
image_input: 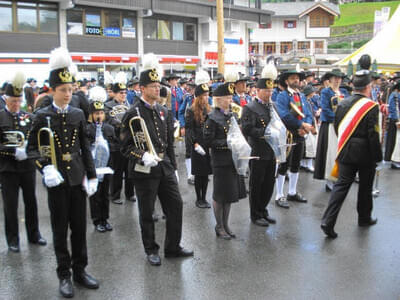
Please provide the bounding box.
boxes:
[241,99,275,160]
[37,93,89,119]
[185,107,208,148]
[203,107,234,168]
[104,99,130,151]
[27,105,96,186]
[86,122,119,154]
[334,93,383,166]
[120,98,177,179]
[0,109,35,173]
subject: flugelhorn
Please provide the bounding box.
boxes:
[128,108,161,161]
[109,104,129,122]
[2,131,25,147]
[38,116,58,169]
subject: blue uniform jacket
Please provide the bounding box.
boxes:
[276,90,312,131]
[320,87,337,123]
[178,94,194,127]
[388,91,399,120]
[310,94,320,112]
[271,87,282,102]
[171,86,184,120]
[371,86,380,102]
[232,93,251,106]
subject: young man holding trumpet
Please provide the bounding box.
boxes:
[0,72,46,253]
[28,48,99,298]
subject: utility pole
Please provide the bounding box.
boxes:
[216,0,225,74]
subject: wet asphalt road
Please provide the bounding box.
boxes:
[0,142,400,300]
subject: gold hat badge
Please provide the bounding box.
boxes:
[228,83,235,94]
[265,79,273,89]
[93,101,104,110]
[201,84,209,92]
[58,69,73,83]
[149,68,160,81]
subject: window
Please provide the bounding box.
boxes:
[0,1,12,31]
[103,11,121,37]
[298,41,310,50]
[284,20,296,28]
[122,12,135,38]
[17,3,37,32]
[172,22,183,40]
[234,0,249,7]
[259,23,271,29]
[67,8,83,35]
[143,18,157,39]
[157,20,170,40]
[39,8,57,33]
[185,23,196,41]
[310,14,331,28]
[280,42,293,54]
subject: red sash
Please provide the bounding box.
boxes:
[330,98,377,179]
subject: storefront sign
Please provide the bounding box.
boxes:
[86,26,102,35]
[103,27,121,37]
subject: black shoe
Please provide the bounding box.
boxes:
[264,214,276,224]
[95,224,106,233]
[29,237,47,246]
[325,184,332,192]
[275,197,290,208]
[287,193,308,203]
[59,278,74,298]
[8,244,20,253]
[195,200,211,208]
[391,163,400,169]
[127,195,137,202]
[165,247,194,258]
[104,221,113,231]
[321,223,338,239]
[252,218,269,227]
[147,254,161,266]
[112,198,123,205]
[214,226,231,240]
[73,272,99,289]
[358,218,378,227]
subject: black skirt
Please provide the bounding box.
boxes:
[212,164,240,203]
[314,122,329,180]
[191,148,212,176]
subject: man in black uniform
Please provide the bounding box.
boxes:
[28,47,99,298]
[242,64,278,227]
[321,57,383,239]
[104,77,135,204]
[0,72,46,252]
[120,59,193,266]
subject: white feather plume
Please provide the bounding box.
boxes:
[11,72,26,91]
[69,64,78,77]
[195,69,210,85]
[295,63,302,73]
[89,86,107,103]
[104,71,114,85]
[261,63,278,80]
[49,47,72,71]
[114,72,127,84]
[224,70,239,83]
[142,53,159,70]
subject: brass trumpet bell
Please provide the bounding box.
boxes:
[2,131,25,147]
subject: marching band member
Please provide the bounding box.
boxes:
[87,87,118,232]
[384,80,400,169]
[232,74,251,107]
[203,82,241,239]
[0,72,46,253]
[314,69,346,191]
[275,68,314,208]
[241,63,278,226]
[28,47,99,298]
[321,56,383,239]
[185,70,212,209]
[104,72,135,204]
[120,53,193,266]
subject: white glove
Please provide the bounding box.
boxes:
[142,152,159,167]
[87,178,99,197]
[194,144,206,156]
[43,165,64,188]
[175,170,179,183]
[15,147,28,161]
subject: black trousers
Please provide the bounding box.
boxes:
[322,162,376,228]
[48,184,88,279]
[110,151,134,199]
[0,171,40,246]
[384,119,397,161]
[89,175,110,225]
[133,172,183,255]
[278,139,304,175]
[249,159,276,221]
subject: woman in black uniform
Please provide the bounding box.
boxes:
[186,83,212,208]
[204,82,239,240]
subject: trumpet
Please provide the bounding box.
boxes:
[38,116,58,170]
[230,102,242,119]
[289,102,305,118]
[2,131,25,147]
[128,108,161,161]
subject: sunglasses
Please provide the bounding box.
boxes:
[119,91,127,94]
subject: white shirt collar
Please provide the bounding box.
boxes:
[53,102,69,112]
[287,87,298,95]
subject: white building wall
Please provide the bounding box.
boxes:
[250,17,307,42]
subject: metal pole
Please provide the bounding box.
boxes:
[216,0,225,75]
